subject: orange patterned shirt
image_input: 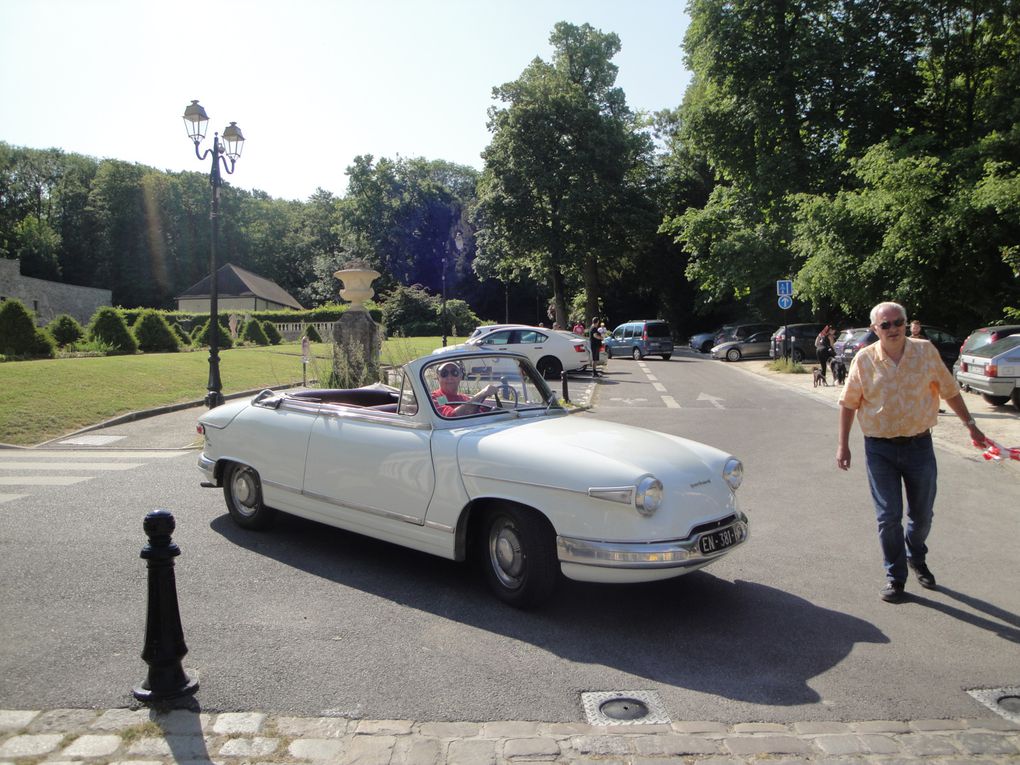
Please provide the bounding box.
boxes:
[838,338,960,438]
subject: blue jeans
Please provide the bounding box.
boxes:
[863,433,937,584]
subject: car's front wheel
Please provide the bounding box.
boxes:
[1012,389,1020,412]
[480,505,558,608]
[726,347,742,362]
[792,348,805,362]
[661,354,671,360]
[631,347,643,360]
[223,462,277,530]
[982,393,1011,406]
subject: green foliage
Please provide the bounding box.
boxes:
[261,320,282,345]
[131,309,181,353]
[443,299,480,337]
[766,358,806,374]
[87,306,138,354]
[240,318,270,346]
[171,323,191,345]
[0,299,57,358]
[12,214,61,279]
[47,314,84,346]
[303,324,323,343]
[380,284,440,337]
[192,318,234,349]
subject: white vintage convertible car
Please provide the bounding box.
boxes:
[197,350,748,607]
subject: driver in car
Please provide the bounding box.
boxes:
[431,361,500,417]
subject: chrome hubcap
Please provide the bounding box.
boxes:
[490,519,524,589]
[231,468,258,515]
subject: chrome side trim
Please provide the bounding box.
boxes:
[425,519,456,533]
[588,486,635,504]
[262,477,305,497]
[459,472,587,496]
[299,488,425,526]
[316,406,431,429]
[557,518,749,569]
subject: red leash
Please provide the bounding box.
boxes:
[974,437,1020,462]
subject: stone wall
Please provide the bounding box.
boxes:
[0,259,112,326]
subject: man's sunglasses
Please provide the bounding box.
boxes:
[439,368,462,378]
[878,318,906,330]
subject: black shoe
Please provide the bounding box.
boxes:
[880,581,905,603]
[908,560,936,589]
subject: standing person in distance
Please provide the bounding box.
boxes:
[835,302,986,603]
[815,325,835,383]
[589,317,604,378]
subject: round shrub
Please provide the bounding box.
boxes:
[241,318,270,346]
[261,320,282,345]
[172,323,191,345]
[304,324,323,343]
[87,307,138,354]
[192,318,234,349]
[132,309,181,353]
[47,314,84,347]
[0,299,56,358]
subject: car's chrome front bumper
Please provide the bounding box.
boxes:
[556,513,749,570]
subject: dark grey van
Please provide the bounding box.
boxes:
[604,319,674,360]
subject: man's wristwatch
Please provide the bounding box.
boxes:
[964,417,976,427]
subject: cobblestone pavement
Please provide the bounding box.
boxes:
[1,708,1018,764]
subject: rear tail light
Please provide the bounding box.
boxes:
[642,330,648,341]
[196,423,205,436]
[961,362,968,372]
[987,364,998,377]
[574,344,586,353]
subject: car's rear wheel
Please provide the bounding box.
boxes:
[700,340,712,353]
[1012,389,1020,412]
[661,354,671,360]
[631,347,643,360]
[726,347,742,362]
[537,356,563,380]
[982,393,1011,406]
[480,505,558,608]
[223,462,277,530]
[792,348,805,362]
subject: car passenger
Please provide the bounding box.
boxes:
[431,361,499,417]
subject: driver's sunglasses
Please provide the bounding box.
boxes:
[878,318,906,330]
[439,368,462,378]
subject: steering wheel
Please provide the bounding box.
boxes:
[497,377,518,407]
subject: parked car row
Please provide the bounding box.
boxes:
[956,327,1020,410]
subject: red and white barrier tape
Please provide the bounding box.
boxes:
[973,437,1020,461]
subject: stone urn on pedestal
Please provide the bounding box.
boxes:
[331,268,383,388]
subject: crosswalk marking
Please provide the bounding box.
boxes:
[0,461,143,471]
[1,450,184,460]
[0,476,92,485]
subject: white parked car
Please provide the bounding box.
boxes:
[957,334,1020,410]
[197,351,749,607]
[437,324,591,379]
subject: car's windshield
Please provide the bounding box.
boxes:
[422,354,561,419]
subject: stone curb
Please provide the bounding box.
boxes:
[1,709,1018,764]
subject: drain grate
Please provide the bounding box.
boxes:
[967,686,1020,724]
[581,690,671,726]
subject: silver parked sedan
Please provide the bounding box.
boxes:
[712,330,774,361]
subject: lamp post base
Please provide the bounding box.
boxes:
[204,390,225,409]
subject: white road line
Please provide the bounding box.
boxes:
[0,462,143,471]
[697,393,726,409]
[0,450,186,459]
[0,476,92,485]
[645,374,659,382]
[662,396,681,409]
[652,382,667,392]
[0,494,28,504]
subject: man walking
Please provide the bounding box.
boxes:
[836,301,986,603]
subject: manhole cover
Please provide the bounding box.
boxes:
[581,690,670,726]
[998,695,1020,714]
[600,698,649,721]
[967,687,1020,724]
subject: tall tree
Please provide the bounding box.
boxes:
[475,21,653,327]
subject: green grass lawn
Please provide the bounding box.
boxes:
[0,336,453,446]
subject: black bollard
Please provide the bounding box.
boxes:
[561,371,570,403]
[133,509,199,703]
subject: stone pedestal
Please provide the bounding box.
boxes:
[331,269,382,388]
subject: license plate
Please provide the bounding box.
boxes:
[699,526,739,554]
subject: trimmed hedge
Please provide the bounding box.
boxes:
[304,324,323,342]
[0,299,57,358]
[132,309,181,353]
[192,318,234,349]
[87,307,138,355]
[47,314,85,347]
[262,321,282,345]
[240,318,270,346]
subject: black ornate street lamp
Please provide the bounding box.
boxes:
[182,100,245,409]
[442,230,464,348]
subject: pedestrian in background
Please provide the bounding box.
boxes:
[815,325,835,383]
[909,320,928,339]
[836,301,986,603]
[589,317,603,378]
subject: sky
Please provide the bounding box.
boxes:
[0,0,691,202]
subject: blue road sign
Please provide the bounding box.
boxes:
[777,279,793,296]
[778,295,793,310]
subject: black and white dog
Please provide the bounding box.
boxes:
[829,357,847,385]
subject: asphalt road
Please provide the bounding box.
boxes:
[1,349,1017,725]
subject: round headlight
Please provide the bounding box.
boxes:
[723,458,743,491]
[635,476,662,516]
